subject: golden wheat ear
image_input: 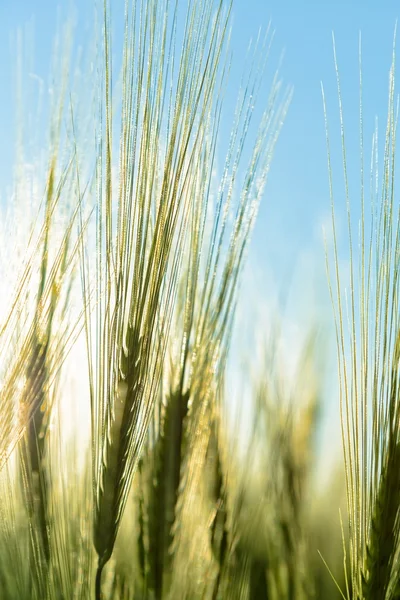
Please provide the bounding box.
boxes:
[0,153,81,472]
[0,16,85,475]
[0,157,83,600]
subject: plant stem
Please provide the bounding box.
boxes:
[95,561,104,600]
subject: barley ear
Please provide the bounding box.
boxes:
[87,1,234,595]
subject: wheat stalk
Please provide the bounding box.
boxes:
[325,28,400,600]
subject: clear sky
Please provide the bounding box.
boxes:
[249,0,398,287]
[1,0,398,278]
[1,0,399,462]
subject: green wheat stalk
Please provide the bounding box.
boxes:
[325,28,400,600]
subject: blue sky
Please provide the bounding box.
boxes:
[251,0,398,276]
[1,0,399,461]
[1,0,398,278]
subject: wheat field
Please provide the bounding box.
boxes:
[0,1,399,599]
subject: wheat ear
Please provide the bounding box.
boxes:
[84,1,233,595]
